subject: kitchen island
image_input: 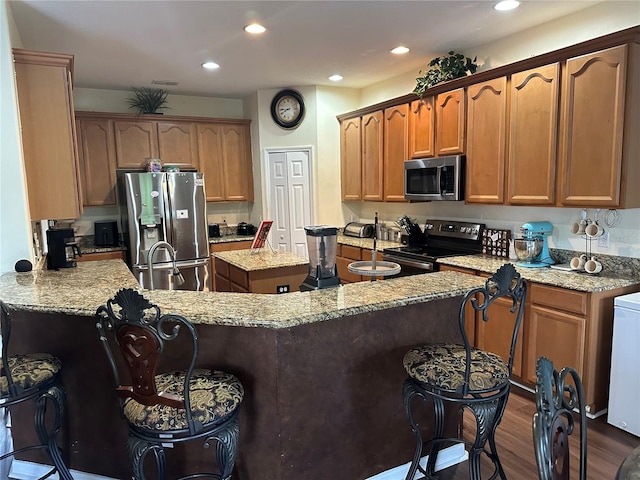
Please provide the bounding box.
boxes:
[213,248,308,294]
[0,259,485,480]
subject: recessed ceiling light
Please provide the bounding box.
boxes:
[202,61,220,70]
[328,74,343,82]
[244,23,266,34]
[494,0,520,11]
[391,46,410,55]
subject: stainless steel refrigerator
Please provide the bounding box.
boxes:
[120,172,209,291]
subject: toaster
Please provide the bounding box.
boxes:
[343,222,374,238]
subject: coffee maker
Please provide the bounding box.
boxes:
[46,228,81,270]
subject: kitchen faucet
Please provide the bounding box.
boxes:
[147,241,185,290]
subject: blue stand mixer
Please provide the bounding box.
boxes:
[515,221,555,268]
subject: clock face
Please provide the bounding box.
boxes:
[271,89,305,129]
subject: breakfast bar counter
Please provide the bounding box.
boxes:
[0,259,485,480]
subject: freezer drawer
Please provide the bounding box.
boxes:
[608,297,640,437]
[134,259,210,292]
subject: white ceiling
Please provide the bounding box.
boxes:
[9,0,606,98]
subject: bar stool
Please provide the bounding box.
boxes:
[402,263,527,480]
[533,356,587,480]
[95,288,244,480]
[0,301,73,480]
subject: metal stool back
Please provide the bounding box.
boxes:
[0,300,73,480]
[95,288,244,480]
[533,356,587,480]
[402,263,527,480]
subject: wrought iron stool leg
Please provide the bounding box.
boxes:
[466,398,504,480]
[424,394,446,476]
[127,436,166,480]
[403,380,425,480]
[209,416,240,480]
[34,384,74,480]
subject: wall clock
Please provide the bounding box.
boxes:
[270,89,305,129]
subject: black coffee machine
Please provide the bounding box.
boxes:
[46,228,81,270]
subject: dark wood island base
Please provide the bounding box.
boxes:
[9,296,463,480]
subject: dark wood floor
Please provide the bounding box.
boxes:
[431,386,639,480]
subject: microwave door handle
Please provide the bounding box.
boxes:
[436,165,444,195]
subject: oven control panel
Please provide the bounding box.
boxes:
[424,220,484,241]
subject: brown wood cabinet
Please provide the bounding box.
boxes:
[13,49,83,221]
[508,64,560,205]
[336,244,363,283]
[76,112,253,204]
[198,123,254,202]
[559,44,640,208]
[383,104,409,202]
[113,119,159,169]
[76,116,117,206]
[209,241,252,291]
[408,97,435,159]
[465,77,508,204]
[214,256,307,294]
[340,117,362,201]
[435,88,465,155]
[157,122,199,170]
[361,111,384,201]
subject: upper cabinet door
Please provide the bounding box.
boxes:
[384,104,409,202]
[340,117,362,201]
[466,77,507,204]
[13,49,82,220]
[560,45,627,206]
[361,111,384,201]
[157,122,199,170]
[436,88,465,155]
[508,63,560,205]
[77,117,117,206]
[221,123,253,202]
[197,123,226,202]
[114,120,159,169]
[408,97,435,158]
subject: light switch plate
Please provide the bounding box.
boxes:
[598,231,610,248]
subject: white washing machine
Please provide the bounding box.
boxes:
[608,291,640,437]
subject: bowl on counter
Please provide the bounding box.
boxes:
[513,238,543,263]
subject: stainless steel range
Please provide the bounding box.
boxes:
[383,219,484,275]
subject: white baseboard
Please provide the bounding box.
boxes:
[11,444,468,480]
[366,443,468,480]
[9,460,117,480]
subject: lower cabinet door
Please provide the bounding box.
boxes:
[524,304,586,384]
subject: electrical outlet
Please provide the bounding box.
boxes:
[598,231,610,248]
[276,285,290,294]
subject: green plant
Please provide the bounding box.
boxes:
[413,51,478,97]
[126,87,169,114]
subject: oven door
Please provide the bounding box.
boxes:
[382,254,436,276]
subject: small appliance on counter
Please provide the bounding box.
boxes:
[343,222,374,238]
[237,222,256,236]
[94,220,119,247]
[300,226,341,291]
[46,228,81,270]
[208,224,221,238]
[513,221,555,268]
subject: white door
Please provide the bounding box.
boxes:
[266,148,313,258]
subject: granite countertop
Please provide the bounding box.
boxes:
[438,255,640,292]
[213,249,308,271]
[209,234,256,244]
[0,259,485,328]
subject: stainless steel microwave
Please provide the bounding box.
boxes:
[404,155,465,201]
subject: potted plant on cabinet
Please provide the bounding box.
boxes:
[413,51,478,97]
[127,87,170,114]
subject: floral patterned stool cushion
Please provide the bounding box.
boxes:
[0,353,62,397]
[403,343,509,392]
[123,369,244,432]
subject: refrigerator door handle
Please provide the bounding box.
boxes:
[163,173,176,247]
